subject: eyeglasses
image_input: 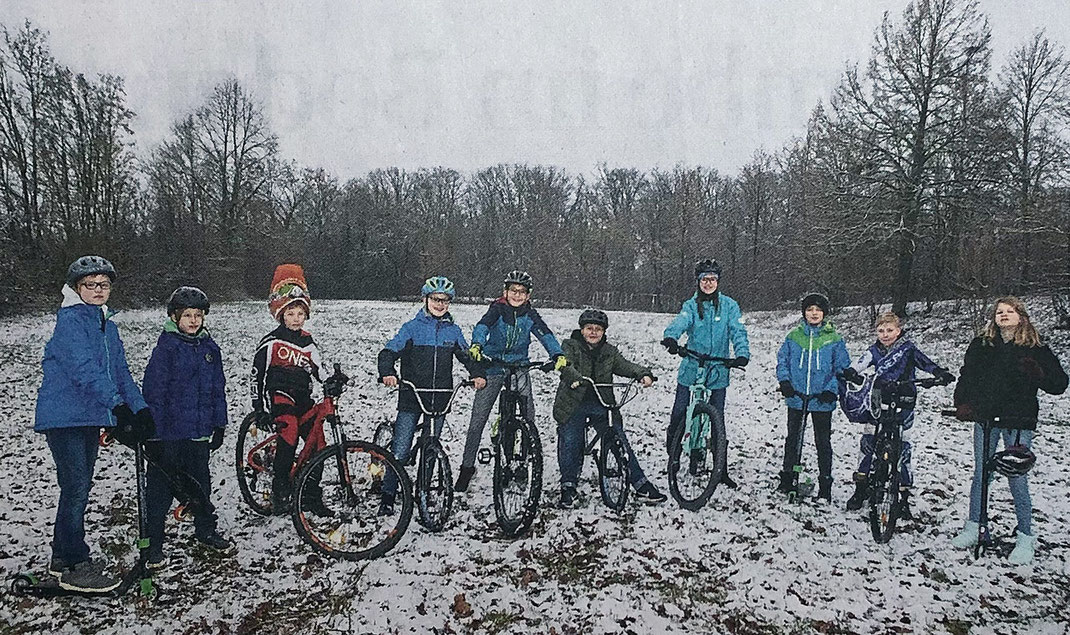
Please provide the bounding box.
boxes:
[80,281,112,291]
[699,275,719,283]
[427,295,451,304]
[506,286,530,295]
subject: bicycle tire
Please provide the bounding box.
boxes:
[597,432,630,512]
[667,401,726,511]
[492,415,543,537]
[868,432,902,544]
[416,440,454,532]
[291,440,414,560]
[236,412,276,516]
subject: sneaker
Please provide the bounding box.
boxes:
[195,530,232,551]
[559,486,578,509]
[378,493,396,517]
[633,482,667,505]
[454,466,476,492]
[146,553,168,571]
[48,557,70,577]
[57,559,120,593]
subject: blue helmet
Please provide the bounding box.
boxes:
[421,276,455,299]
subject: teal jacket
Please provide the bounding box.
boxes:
[663,292,750,389]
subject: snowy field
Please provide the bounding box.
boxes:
[1,298,1068,634]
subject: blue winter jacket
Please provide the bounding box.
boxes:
[663,292,750,389]
[142,321,227,441]
[850,335,946,403]
[471,298,563,375]
[776,320,851,411]
[34,285,148,432]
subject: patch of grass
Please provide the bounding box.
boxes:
[940,618,972,635]
[470,609,525,634]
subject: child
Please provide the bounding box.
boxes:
[661,258,750,488]
[377,276,487,513]
[34,256,154,592]
[250,264,328,515]
[775,293,851,502]
[141,286,230,568]
[455,270,566,492]
[950,297,1067,564]
[554,309,665,507]
[842,311,954,516]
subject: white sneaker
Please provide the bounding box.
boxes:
[951,521,980,549]
[1008,533,1037,565]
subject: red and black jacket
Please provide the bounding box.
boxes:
[251,324,322,413]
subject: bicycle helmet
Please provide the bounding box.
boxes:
[167,286,210,316]
[421,276,456,299]
[66,255,116,287]
[503,270,533,290]
[578,308,609,329]
[991,445,1036,477]
[694,259,722,282]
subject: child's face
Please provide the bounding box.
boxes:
[174,308,204,335]
[504,284,530,308]
[581,323,605,346]
[426,293,451,318]
[77,274,112,306]
[698,275,718,295]
[804,305,824,325]
[994,303,1021,329]
[282,304,308,330]
[876,322,901,346]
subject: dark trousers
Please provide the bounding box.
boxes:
[146,439,217,555]
[782,408,833,480]
[665,382,727,456]
[45,427,100,565]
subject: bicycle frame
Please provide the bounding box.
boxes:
[675,347,736,453]
[577,376,644,453]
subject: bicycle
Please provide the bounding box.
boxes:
[476,357,553,537]
[664,344,741,511]
[861,376,946,544]
[573,375,651,512]
[235,364,414,560]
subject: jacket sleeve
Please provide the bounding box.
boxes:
[775,337,792,384]
[663,304,693,340]
[251,338,269,412]
[112,331,148,412]
[611,351,652,381]
[911,343,945,375]
[1036,345,1069,396]
[954,339,983,407]
[377,323,410,379]
[453,330,485,379]
[558,339,585,386]
[832,339,851,377]
[529,309,563,357]
[726,301,751,359]
[471,305,498,347]
[212,341,228,429]
[141,337,171,417]
[55,312,123,412]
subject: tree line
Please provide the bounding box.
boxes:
[1,0,1068,323]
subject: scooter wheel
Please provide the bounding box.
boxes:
[11,573,36,595]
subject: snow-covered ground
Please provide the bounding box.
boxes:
[1,298,1068,634]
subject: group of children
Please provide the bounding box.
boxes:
[34,256,1068,593]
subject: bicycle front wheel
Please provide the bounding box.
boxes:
[236,412,276,516]
[416,440,454,532]
[667,401,726,511]
[493,416,543,537]
[869,433,902,544]
[597,433,630,512]
[292,440,414,560]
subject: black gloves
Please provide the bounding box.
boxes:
[731,357,749,369]
[778,380,796,399]
[936,369,956,386]
[209,428,225,451]
[661,338,680,355]
[816,390,838,404]
[841,367,863,386]
[111,405,156,448]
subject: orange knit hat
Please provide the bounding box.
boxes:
[268,263,311,320]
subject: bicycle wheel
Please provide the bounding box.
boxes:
[416,440,454,532]
[597,433,630,512]
[493,416,543,537]
[236,412,276,516]
[868,432,902,544]
[291,440,414,560]
[667,401,726,511]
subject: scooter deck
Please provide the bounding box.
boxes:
[10,572,114,598]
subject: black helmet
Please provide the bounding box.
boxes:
[66,255,116,287]
[504,270,533,290]
[801,292,831,316]
[578,308,609,329]
[991,445,1036,477]
[694,259,722,282]
[167,286,210,316]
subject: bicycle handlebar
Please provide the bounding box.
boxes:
[395,379,474,416]
[575,375,654,410]
[671,345,740,367]
[481,356,556,372]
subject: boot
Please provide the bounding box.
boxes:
[845,473,867,511]
[271,440,297,515]
[951,521,980,549]
[719,466,738,490]
[454,465,476,492]
[817,476,832,502]
[777,470,795,494]
[1007,533,1037,565]
[897,488,913,522]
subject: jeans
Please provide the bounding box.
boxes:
[146,439,218,555]
[45,427,101,565]
[461,371,535,469]
[383,410,444,496]
[856,408,914,487]
[968,424,1033,536]
[557,400,649,490]
[666,382,726,456]
[782,409,832,480]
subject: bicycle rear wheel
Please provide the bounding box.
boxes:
[236,412,276,516]
[597,433,630,512]
[493,416,543,537]
[868,433,902,544]
[667,401,725,511]
[292,440,413,560]
[416,440,454,532]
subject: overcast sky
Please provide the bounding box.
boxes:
[1,1,1066,177]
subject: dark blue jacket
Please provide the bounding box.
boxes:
[471,298,562,374]
[378,309,484,412]
[34,285,148,432]
[142,321,227,441]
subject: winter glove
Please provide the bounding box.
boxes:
[660,337,680,355]
[816,390,838,404]
[209,428,225,451]
[553,355,568,372]
[954,403,975,421]
[1019,357,1045,384]
[731,357,749,369]
[110,405,155,448]
[468,344,484,362]
[841,367,863,386]
[936,369,956,386]
[778,380,796,399]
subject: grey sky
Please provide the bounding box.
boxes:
[2,1,1066,177]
